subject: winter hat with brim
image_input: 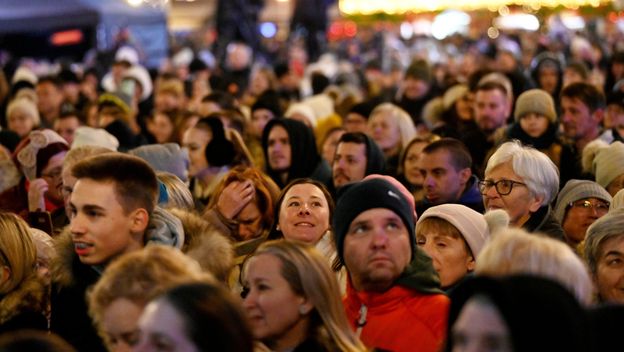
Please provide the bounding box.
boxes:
[417,204,505,259]
[334,178,416,265]
[15,129,68,181]
[514,89,557,123]
[554,179,613,222]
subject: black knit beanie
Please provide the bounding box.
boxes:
[333,178,416,265]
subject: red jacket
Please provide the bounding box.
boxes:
[344,279,449,352]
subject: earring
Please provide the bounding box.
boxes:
[276,224,281,231]
[299,305,309,315]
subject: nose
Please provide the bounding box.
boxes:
[238,224,254,239]
[423,174,435,187]
[242,288,257,309]
[371,228,389,248]
[70,213,86,237]
[484,184,499,199]
[298,203,311,215]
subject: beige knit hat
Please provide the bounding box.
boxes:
[583,140,624,189]
[417,204,509,259]
[513,89,557,123]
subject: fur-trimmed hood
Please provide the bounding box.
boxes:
[167,208,234,282]
[0,273,47,325]
[51,207,234,287]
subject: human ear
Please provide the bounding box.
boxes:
[459,168,471,185]
[130,208,150,234]
[528,194,545,213]
[298,297,314,316]
[466,255,476,272]
[0,265,11,286]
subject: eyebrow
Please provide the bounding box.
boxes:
[77,204,107,213]
[286,195,323,200]
[604,250,624,257]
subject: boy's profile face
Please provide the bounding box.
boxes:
[69,179,144,266]
[519,113,550,138]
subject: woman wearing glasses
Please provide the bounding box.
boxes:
[553,179,613,250]
[479,140,565,240]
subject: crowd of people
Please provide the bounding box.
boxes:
[1,22,624,352]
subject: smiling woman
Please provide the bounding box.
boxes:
[242,240,366,352]
[269,179,334,246]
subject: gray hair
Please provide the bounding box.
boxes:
[584,208,624,274]
[485,140,559,204]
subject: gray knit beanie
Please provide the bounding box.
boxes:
[129,143,189,182]
[554,179,613,222]
[513,89,557,123]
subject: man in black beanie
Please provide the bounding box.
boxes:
[334,178,449,352]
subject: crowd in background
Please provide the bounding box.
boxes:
[1,20,624,352]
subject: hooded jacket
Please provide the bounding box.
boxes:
[522,205,566,241]
[343,249,449,352]
[262,118,331,188]
[50,207,233,352]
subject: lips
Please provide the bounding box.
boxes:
[295,222,314,227]
[74,242,94,256]
[369,255,392,265]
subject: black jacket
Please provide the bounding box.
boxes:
[522,205,566,241]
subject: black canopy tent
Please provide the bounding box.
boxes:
[0,0,168,67]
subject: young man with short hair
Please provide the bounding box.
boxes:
[51,153,232,351]
[417,138,483,214]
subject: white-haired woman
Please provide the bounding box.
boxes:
[480,140,564,240]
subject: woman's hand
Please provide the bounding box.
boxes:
[216,180,255,220]
[28,178,48,212]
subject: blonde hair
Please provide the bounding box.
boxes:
[369,103,417,150]
[476,229,594,305]
[157,172,194,210]
[248,240,367,352]
[0,212,37,294]
[88,245,215,344]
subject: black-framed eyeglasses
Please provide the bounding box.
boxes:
[478,179,527,196]
[568,199,610,213]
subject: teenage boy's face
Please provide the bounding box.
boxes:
[69,179,144,266]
